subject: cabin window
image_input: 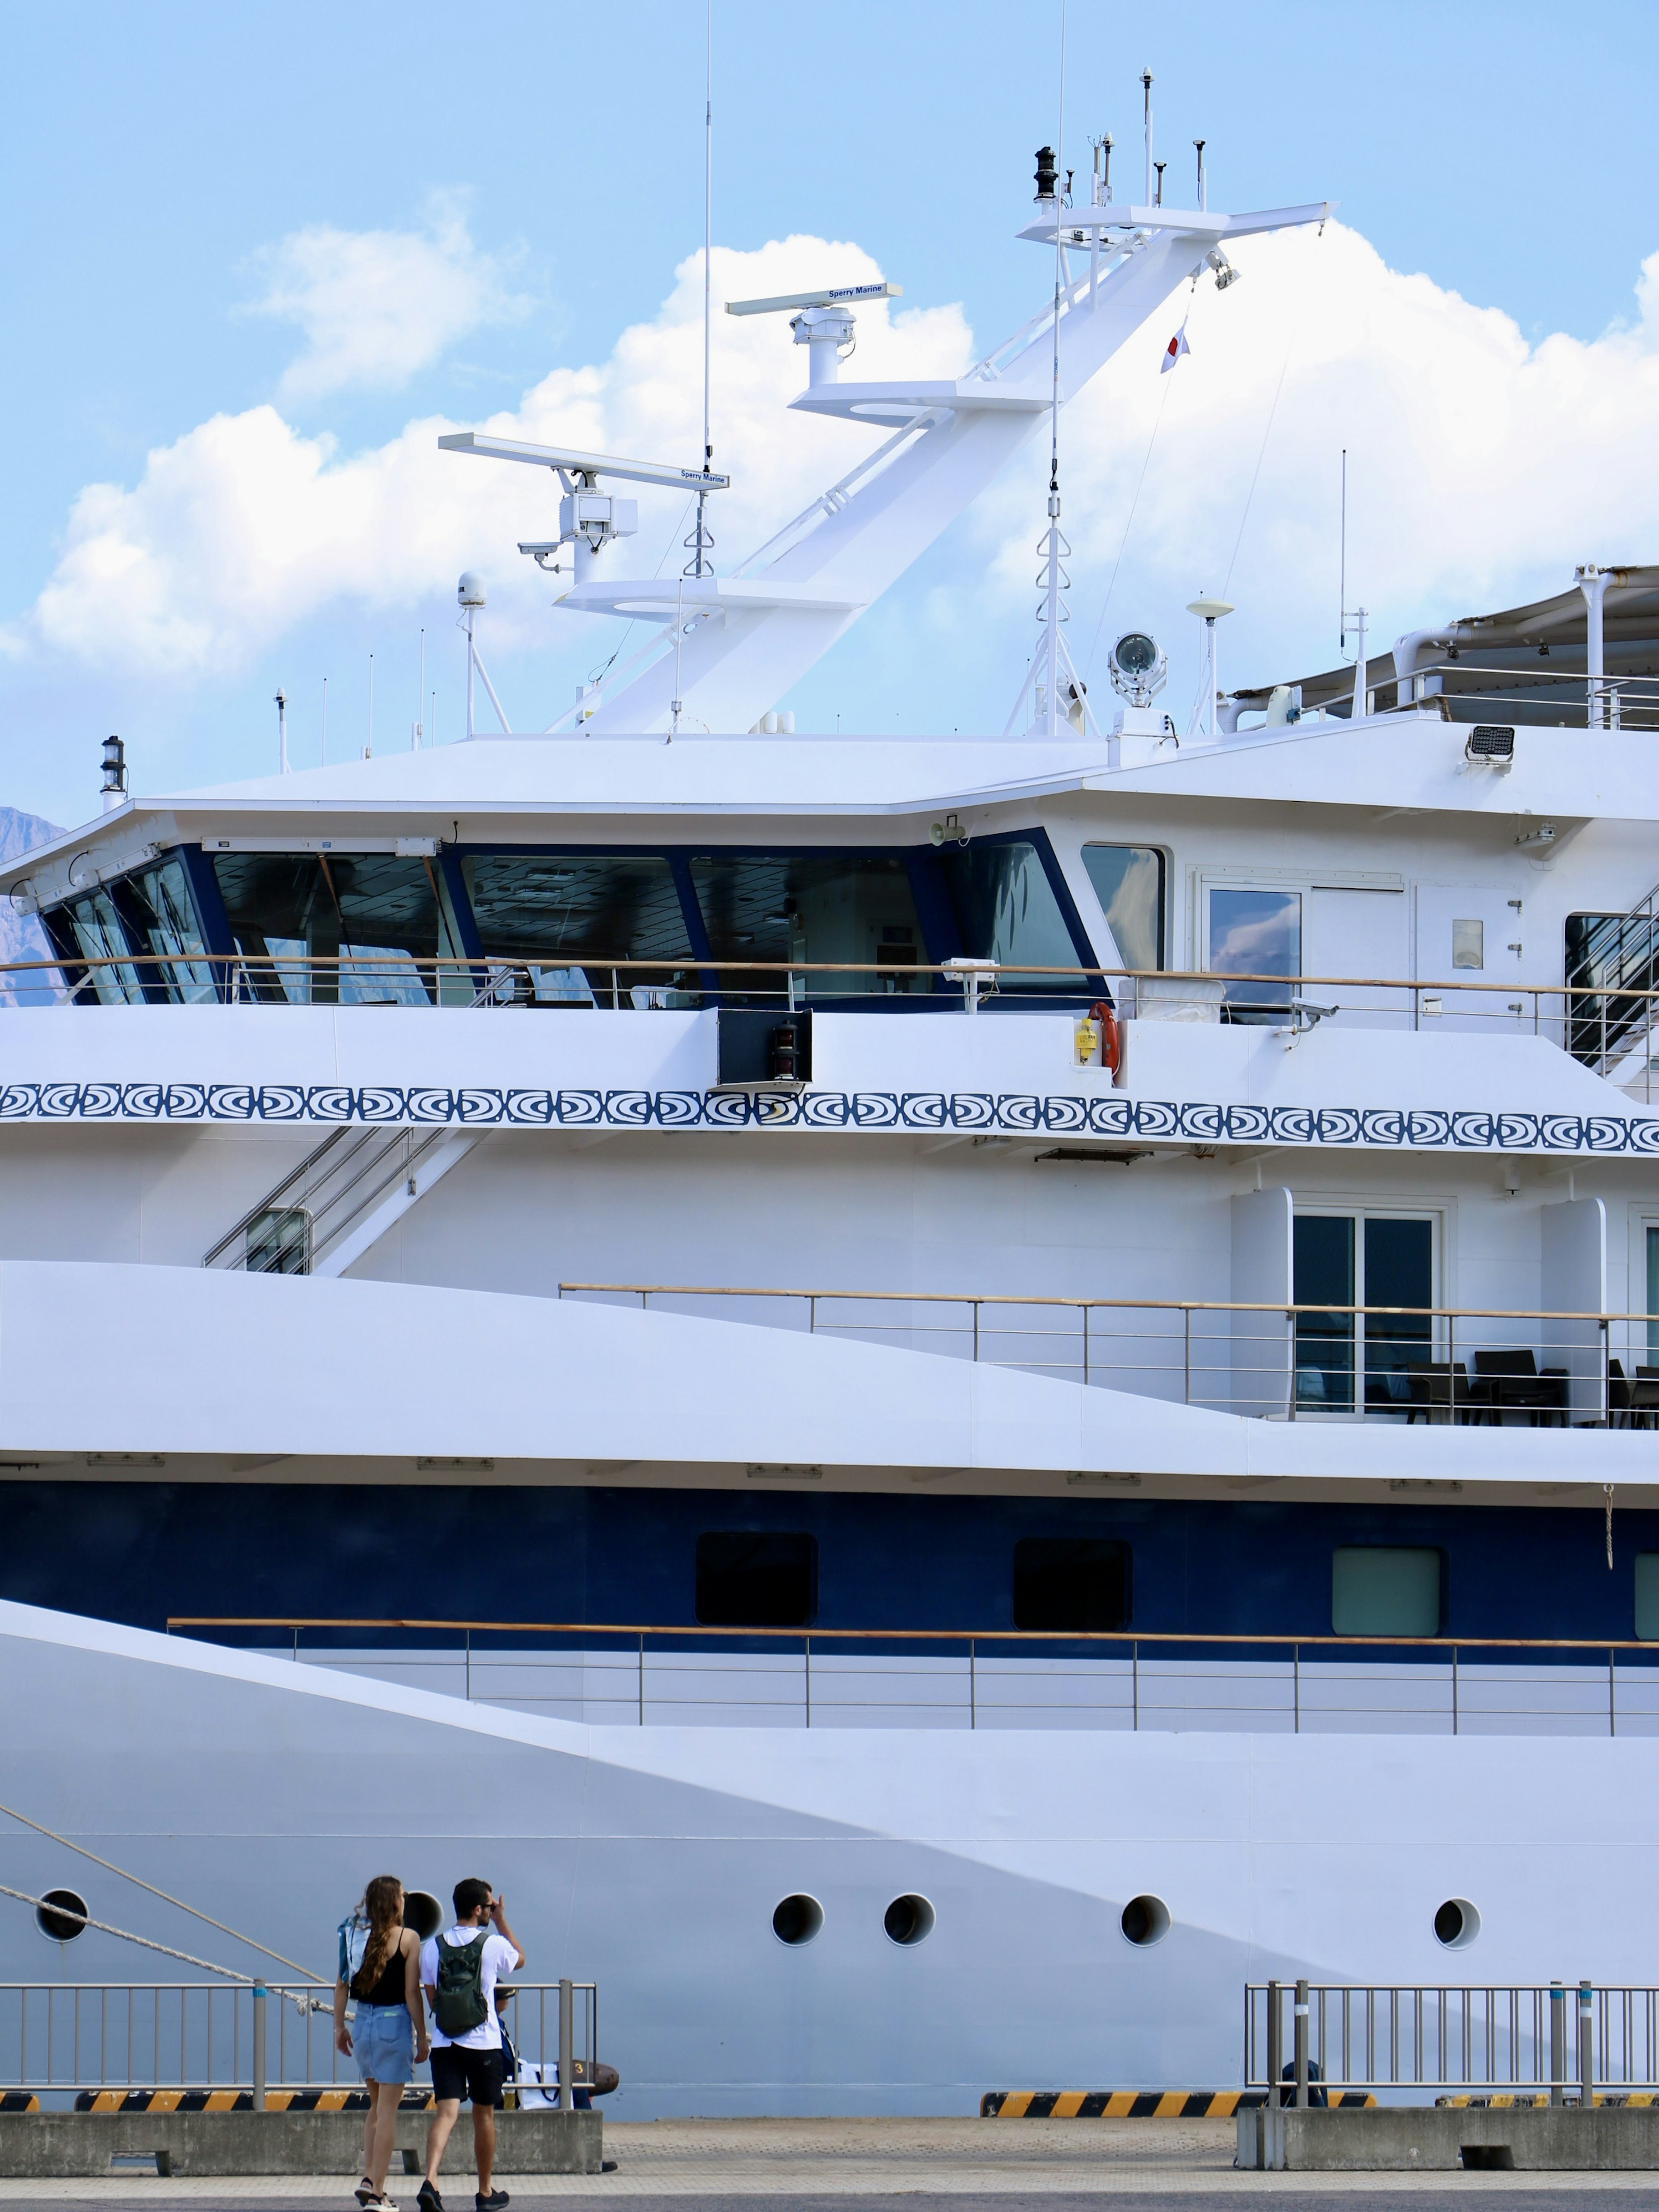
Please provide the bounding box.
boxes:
[463,854,696,1003]
[1081,845,1164,971]
[127,858,216,1003]
[1207,887,1300,1020]
[1634,1554,1659,1641]
[1012,1538,1131,1632]
[1331,1547,1441,1637]
[690,853,927,997]
[212,853,457,1004]
[938,841,1081,991]
[695,1532,817,1627]
[1294,1213,1434,1413]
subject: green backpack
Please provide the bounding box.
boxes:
[432,1932,489,2037]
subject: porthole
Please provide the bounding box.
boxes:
[1119,1894,1170,1947]
[883,1894,935,1946]
[401,1891,443,1941]
[772,1894,823,1946]
[36,1888,88,1943]
[1434,1897,1480,1949]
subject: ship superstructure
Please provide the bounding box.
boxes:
[0,140,1656,2116]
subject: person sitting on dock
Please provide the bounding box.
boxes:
[333,1875,430,2212]
[416,1880,524,2212]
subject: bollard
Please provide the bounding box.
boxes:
[1267,1981,1282,2106]
[1580,1979,1594,2108]
[1550,1981,1565,2107]
[558,1977,575,2113]
[251,1983,267,2113]
[1294,1977,1309,2109]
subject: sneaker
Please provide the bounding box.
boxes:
[476,2193,509,2211]
[417,2185,444,2212]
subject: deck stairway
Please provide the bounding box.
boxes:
[201,1126,475,1277]
[1568,880,1659,1098]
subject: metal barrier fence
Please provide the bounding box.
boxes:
[558,1282,1659,1427]
[166,1621,1659,1738]
[6,946,1659,1079]
[1246,1978,1659,2099]
[0,1980,594,2101]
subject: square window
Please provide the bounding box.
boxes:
[695,1532,817,1627]
[1332,1546,1441,1636]
[1013,1538,1131,1632]
[1452,918,1484,970]
[1634,1554,1659,1642]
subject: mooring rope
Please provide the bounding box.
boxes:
[0,1797,320,1980]
[0,1880,322,2010]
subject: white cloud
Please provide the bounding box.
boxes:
[245,194,528,401]
[7,234,969,681]
[14,216,1659,721]
[976,222,1659,713]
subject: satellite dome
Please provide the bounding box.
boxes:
[457,572,486,608]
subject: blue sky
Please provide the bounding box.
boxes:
[3,0,1659,826]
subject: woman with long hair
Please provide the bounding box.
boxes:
[333,1875,429,2210]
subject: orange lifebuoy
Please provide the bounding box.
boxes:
[1089,1000,1120,1076]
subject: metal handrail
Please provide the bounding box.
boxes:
[1245,1979,1659,2096]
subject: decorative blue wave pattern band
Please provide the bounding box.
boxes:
[0,1083,1656,1153]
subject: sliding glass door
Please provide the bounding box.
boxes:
[1294,1213,1434,1414]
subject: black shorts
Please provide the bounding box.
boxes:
[430,2044,505,2109]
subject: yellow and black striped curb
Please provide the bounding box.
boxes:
[1439,2092,1659,2109]
[0,2094,38,2113]
[73,2088,437,2114]
[981,2090,1377,2118]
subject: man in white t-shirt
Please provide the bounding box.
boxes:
[416,1879,524,2212]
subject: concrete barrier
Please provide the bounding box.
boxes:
[1238,2105,1659,2172]
[0,2109,602,2178]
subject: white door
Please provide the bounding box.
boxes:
[1414,884,1528,1035]
[1306,888,1410,1030]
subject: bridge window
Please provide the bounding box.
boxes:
[1012,1538,1131,1632]
[1081,845,1165,972]
[938,841,1083,992]
[58,891,146,1004]
[696,1532,817,1627]
[463,854,695,1001]
[212,853,457,1004]
[691,853,928,997]
[1331,1546,1441,1637]
[127,858,216,1003]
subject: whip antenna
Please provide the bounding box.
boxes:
[686,0,715,579]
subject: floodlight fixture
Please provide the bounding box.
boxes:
[1109,631,1168,708]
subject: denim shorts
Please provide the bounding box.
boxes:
[353,2003,415,2085]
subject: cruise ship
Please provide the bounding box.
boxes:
[0,137,1656,2117]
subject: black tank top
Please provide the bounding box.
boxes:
[353,1934,408,2008]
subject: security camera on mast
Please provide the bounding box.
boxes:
[724,281,903,387]
[437,433,731,585]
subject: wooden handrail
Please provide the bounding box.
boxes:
[13,947,1659,1001]
[165,1617,1659,1653]
[558,1281,1659,1324]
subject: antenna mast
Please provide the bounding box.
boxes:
[1142,70,1153,204]
[1340,447,1347,651]
[1040,0,1069,738]
[686,0,715,581]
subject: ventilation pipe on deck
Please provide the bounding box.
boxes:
[1392,628,1453,709]
[1577,565,1611,727]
